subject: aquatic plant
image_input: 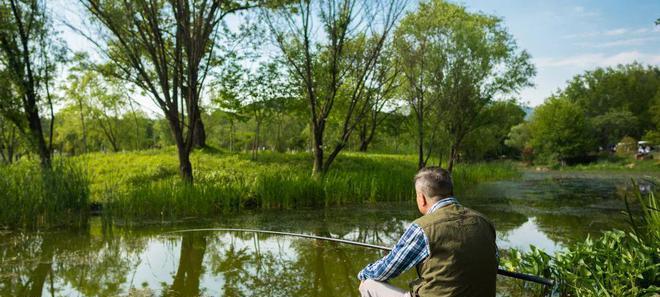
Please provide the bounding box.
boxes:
[0,160,89,229]
[502,184,660,297]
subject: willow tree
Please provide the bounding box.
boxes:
[0,0,62,168]
[265,0,407,175]
[395,0,534,171]
[80,0,262,182]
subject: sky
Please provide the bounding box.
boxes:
[456,0,660,106]
[56,0,660,109]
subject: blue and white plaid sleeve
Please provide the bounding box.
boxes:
[357,223,429,281]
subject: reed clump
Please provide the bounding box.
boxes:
[0,160,89,229]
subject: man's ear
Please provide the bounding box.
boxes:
[420,192,428,207]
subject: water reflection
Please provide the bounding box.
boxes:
[0,172,653,297]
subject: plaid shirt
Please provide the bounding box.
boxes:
[357,197,458,281]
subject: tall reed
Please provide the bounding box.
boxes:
[0,160,89,229]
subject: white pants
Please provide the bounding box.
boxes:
[359,279,412,297]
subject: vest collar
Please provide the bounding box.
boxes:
[428,197,458,214]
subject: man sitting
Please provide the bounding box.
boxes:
[358,167,497,297]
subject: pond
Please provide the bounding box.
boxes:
[0,171,655,297]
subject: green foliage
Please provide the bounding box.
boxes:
[75,149,519,221]
[0,159,89,229]
[529,97,595,163]
[505,123,531,151]
[562,63,659,136]
[461,101,527,160]
[503,231,659,297]
[393,0,535,169]
[503,186,660,296]
[590,110,640,149]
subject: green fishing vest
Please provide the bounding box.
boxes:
[410,204,497,297]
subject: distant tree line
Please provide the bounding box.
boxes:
[506,63,660,164]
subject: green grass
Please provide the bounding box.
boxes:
[0,148,521,226]
[545,154,660,172]
[74,148,520,221]
[0,160,89,229]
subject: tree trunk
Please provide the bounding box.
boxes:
[448,144,457,173]
[177,143,193,182]
[229,120,234,153]
[252,120,260,160]
[358,123,368,152]
[27,106,51,169]
[192,115,206,148]
[77,100,87,154]
[169,115,193,183]
[359,140,369,152]
[416,113,425,170]
[312,124,324,175]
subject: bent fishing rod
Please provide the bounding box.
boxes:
[163,228,554,287]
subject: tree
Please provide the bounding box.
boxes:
[356,42,400,152]
[210,57,249,153]
[81,0,261,182]
[63,53,94,153]
[395,0,534,171]
[0,0,64,168]
[561,63,660,137]
[0,114,21,163]
[505,122,531,152]
[461,100,526,161]
[529,97,595,163]
[590,110,639,149]
[244,62,294,159]
[265,0,408,175]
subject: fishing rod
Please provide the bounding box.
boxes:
[163,228,555,287]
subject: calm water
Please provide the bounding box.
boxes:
[0,172,655,297]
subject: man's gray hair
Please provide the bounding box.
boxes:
[414,167,453,199]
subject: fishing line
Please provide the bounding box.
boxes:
[161,227,555,287]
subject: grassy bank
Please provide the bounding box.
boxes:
[80,148,520,220]
[528,154,660,173]
[0,160,89,229]
[1,148,521,226]
[564,158,660,173]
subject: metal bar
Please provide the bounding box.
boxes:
[163,228,555,287]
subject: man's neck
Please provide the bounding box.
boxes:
[427,197,457,214]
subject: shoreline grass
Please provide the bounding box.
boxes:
[88,149,521,221]
[2,148,521,226]
[0,160,89,229]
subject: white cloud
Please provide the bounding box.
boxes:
[535,51,660,68]
[563,25,659,39]
[605,28,627,36]
[576,37,658,48]
[572,5,599,17]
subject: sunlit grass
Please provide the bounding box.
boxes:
[76,148,520,221]
[0,148,521,226]
[0,160,89,229]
